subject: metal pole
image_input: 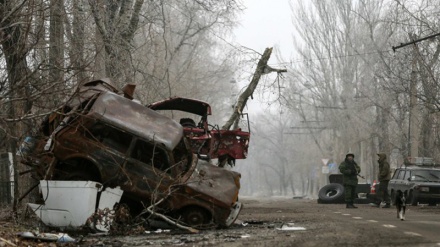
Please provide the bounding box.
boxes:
[392,32,440,52]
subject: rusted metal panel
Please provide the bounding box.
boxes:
[90,92,183,151]
[186,161,240,207]
[147,97,212,116]
[148,97,250,161]
[211,129,250,159]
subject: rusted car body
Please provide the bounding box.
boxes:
[147,97,250,166]
[20,79,242,228]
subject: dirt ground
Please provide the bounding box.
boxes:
[1,197,440,246]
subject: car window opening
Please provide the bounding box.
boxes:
[88,123,132,154]
[131,139,170,173]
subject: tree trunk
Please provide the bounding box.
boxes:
[222,47,288,130]
[49,0,64,87]
[71,0,86,83]
[1,0,33,215]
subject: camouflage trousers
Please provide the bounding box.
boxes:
[344,184,357,203]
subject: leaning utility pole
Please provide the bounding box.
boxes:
[222,47,287,130]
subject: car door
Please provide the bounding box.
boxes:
[389,169,405,193]
[123,138,174,201]
[402,169,412,191]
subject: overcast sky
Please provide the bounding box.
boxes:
[233,0,294,64]
[231,0,295,114]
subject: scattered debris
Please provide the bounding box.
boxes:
[276,223,306,231]
[0,237,17,247]
[18,232,76,243]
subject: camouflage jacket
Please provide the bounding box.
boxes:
[339,159,360,186]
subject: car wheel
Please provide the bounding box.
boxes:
[180,206,211,227]
[409,191,418,206]
[354,197,373,204]
[318,183,345,203]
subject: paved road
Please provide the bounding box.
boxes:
[234,197,440,247]
[31,197,440,246]
[331,203,440,245]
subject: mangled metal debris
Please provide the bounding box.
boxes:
[148,97,250,167]
[19,78,243,231]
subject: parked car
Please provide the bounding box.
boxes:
[19,78,242,228]
[388,161,440,206]
[147,97,250,167]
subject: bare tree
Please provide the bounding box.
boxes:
[1,0,34,214]
[88,0,145,83]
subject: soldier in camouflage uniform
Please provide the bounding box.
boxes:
[339,153,361,208]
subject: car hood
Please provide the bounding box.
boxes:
[147,97,212,116]
[186,160,240,208]
[411,181,440,186]
[89,92,184,151]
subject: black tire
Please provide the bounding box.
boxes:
[318,183,345,203]
[180,206,211,227]
[355,184,371,194]
[354,197,373,204]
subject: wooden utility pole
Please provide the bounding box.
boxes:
[409,37,419,158]
[222,47,287,130]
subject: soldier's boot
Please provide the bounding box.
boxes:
[350,203,358,208]
[346,203,357,209]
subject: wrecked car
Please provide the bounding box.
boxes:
[19,78,242,228]
[147,97,250,167]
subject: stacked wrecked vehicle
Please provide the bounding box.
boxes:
[147,97,250,167]
[19,79,247,230]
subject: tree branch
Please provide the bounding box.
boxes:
[222,47,287,130]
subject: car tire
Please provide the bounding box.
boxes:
[355,184,371,194]
[318,183,345,203]
[354,197,373,204]
[180,206,212,227]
